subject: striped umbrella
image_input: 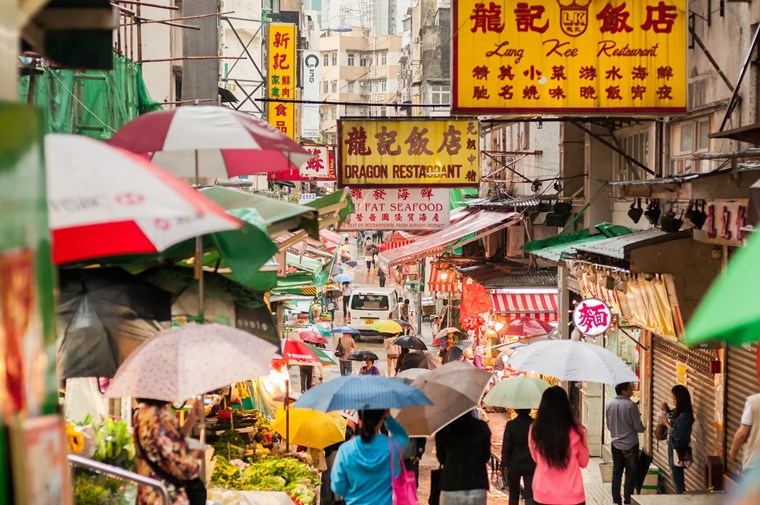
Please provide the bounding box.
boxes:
[46,134,240,265]
[498,316,554,337]
[108,106,312,178]
[292,375,432,412]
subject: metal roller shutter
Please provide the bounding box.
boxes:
[725,345,760,476]
[651,336,717,493]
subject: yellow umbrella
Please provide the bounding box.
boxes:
[372,319,403,334]
[272,408,346,449]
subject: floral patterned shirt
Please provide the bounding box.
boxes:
[134,404,200,505]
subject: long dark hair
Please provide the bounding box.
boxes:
[137,398,166,408]
[531,386,580,470]
[671,385,693,419]
[358,409,385,443]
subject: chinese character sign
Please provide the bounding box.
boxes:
[453,0,686,113]
[341,188,450,231]
[573,297,612,336]
[267,23,296,139]
[338,119,480,188]
[268,145,333,181]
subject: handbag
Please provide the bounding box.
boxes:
[389,437,417,505]
[134,423,207,505]
[335,340,345,358]
[429,468,442,505]
[654,422,668,441]
[673,446,693,469]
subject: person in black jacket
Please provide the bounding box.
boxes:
[435,410,491,504]
[501,409,536,505]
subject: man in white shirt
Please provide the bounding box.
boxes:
[729,392,760,472]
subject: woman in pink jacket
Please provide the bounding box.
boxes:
[528,386,589,505]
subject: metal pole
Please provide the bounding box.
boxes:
[194,149,204,320]
[68,455,171,505]
[417,259,423,336]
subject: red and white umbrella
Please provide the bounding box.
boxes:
[273,339,322,367]
[299,330,329,345]
[498,316,555,337]
[108,106,312,178]
[46,134,241,265]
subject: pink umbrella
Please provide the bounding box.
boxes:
[45,134,241,265]
[498,316,555,337]
[108,106,312,179]
[299,330,329,345]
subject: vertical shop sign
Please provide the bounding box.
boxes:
[301,50,321,140]
[452,0,687,113]
[267,23,297,139]
[267,145,333,181]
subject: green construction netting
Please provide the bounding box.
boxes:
[18,55,161,140]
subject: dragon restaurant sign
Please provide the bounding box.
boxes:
[452,0,687,114]
[337,119,480,188]
[573,297,612,336]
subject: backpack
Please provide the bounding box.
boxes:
[335,340,345,358]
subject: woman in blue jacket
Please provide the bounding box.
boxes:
[331,409,409,505]
[659,384,694,494]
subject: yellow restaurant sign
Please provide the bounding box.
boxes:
[267,23,296,138]
[337,119,480,188]
[452,0,687,114]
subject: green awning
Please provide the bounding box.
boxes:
[286,252,323,274]
[525,229,608,263]
[306,188,354,226]
[450,188,478,209]
[201,187,319,240]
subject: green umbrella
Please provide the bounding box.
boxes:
[304,342,337,366]
[685,231,760,346]
[483,376,550,409]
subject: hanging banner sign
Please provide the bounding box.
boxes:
[301,50,321,140]
[267,23,296,139]
[573,297,612,336]
[337,119,480,188]
[452,0,687,114]
[340,187,450,231]
[268,145,335,181]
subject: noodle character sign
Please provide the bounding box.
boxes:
[573,297,611,336]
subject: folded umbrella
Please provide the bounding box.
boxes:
[507,340,639,384]
[105,323,277,402]
[393,335,428,350]
[272,408,346,449]
[483,376,550,409]
[392,361,491,436]
[348,350,380,361]
[292,375,432,411]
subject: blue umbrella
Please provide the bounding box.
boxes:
[331,326,360,334]
[293,375,432,411]
[345,261,358,267]
[333,273,352,283]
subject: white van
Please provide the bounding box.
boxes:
[347,287,400,338]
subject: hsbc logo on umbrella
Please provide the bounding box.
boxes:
[154,218,171,230]
[116,192,145,206]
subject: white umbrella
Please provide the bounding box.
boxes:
[105,323,278,403]
[45,134,241,265]
[391,361,491,436]
[507,340,639,385]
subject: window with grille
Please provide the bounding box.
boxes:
[670,117,711,175]
[430,85,450,105]
[613,131,649,195]
[323,54,329,66]
[360,54,368,66]
[331,53,337,65]
[331,80,337,92]
[348,53,355,66]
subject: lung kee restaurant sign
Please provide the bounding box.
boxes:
[340,188,450,231]
[452,0,687,114]
[337,119,480,188]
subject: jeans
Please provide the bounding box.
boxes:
[299,365,313,392]
[342,296,350,317]
[506,468,534,505]
[440,489,487,505]
[611,445,639,504]
[668,443,686,494]
[339,360,352,376]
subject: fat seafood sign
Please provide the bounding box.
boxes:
[337,119,480,188]
[340,188,451,231]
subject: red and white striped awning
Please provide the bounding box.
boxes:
[381,239,413,251]
[428,265,459,292]
[490,291,558,322]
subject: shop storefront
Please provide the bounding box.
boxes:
[725,344,760,477]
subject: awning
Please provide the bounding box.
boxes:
[457,263,557,288]
[395,207,473,240]
[574,229,691,261]
[709,123,760,144]
[525,228,625,263]
[428,264,459,292]
[490,290,558,322]
[381,239,413,251]
[379,211,520,267]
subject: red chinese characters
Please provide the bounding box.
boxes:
[470,2,505,33]
[573,299,612,335]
